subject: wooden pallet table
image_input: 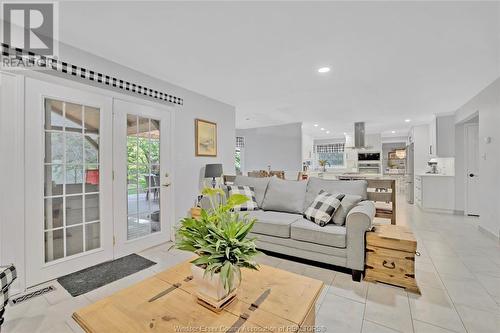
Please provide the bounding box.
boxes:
[73,260,324,332]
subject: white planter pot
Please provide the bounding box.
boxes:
[191,264,240,301]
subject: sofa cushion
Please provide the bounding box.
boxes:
[304,178,367,211]
[249,232,347,257]
[291,218,346,248]
[261,177,307,214]
[234,176,270,207]
[244,210,301,238]
[332,194,363,226]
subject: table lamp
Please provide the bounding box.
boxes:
[204,163,223,188]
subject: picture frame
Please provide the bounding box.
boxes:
[195,118,217,157]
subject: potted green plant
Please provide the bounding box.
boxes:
[173,188,260,304]
[319,159,330,172]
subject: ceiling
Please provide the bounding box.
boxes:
[58,1,500,139]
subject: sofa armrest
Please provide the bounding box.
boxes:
[345,200,375,270]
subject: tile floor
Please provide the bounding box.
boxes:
[3,198,500,333]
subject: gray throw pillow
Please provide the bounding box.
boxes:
[261,177,307,214]
[332,194,363,226]
[234,176,270,207]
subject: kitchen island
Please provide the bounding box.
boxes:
[304,171,407,196]
[415,174,455,212]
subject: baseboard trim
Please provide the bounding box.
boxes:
[478,226,500,243]
[453,210,465,216]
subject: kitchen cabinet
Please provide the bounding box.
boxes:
[414,175,455,211]
[429,115,455,157]
[409,125,429,175]
[429,116,437,156]
[365,134,382,151]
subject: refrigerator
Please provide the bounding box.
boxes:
[405,143,414,204]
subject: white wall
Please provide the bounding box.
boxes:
[455,78,500,238]
[236,123,302,173]
[0,73,24,292]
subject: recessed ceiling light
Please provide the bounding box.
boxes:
[317,67,330,73]
[320,128,325,131]
[391,130,396,134]
[314,124,319,127]
[326,131,330,134]
[405,119,411,123]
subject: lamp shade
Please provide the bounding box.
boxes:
[204,163,223,178]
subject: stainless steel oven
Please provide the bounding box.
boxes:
[358,152,380,161]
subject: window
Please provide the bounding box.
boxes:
[235,136,244,174]
[316,143,345,168]
[44,98,101,262]
[126,115,161,240]
[236,136,244,148]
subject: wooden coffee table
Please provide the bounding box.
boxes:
[73,259,324,332]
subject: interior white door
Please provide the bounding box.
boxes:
[465,123,480,216]
[25,77,114,287]
[112,99,173,258]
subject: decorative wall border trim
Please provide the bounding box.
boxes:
[1,43,183,106]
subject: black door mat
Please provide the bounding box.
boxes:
[57,254,156,296]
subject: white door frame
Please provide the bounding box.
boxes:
[112,98,174,258]
[464,122,480,216]
[3,70,176,290]
[24,77,114,287]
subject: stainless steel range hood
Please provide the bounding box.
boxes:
[345,121,371,149]
[354,122,365,148]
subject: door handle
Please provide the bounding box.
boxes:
[469,173,475,178]
[382,260,396,269]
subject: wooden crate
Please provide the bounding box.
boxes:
[364,225,420,294]
[73,260,324,333]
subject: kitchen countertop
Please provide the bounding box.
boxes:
[305,171,403,180]
[416,173,455,177]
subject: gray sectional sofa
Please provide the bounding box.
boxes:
[229,176,375,281]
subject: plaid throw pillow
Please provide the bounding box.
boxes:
[303,190,345,226]
[227,185,259,211]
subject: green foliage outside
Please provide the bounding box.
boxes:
[127,136,160,194]
[235,149,241,174]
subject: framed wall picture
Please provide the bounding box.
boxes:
[195,119,217,157]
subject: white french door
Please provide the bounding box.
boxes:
[112,99,172,257]
[24,78,173,287]
[25,78,114,287]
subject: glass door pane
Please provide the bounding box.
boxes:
[126,114,161,240]
[44,98,101,262]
